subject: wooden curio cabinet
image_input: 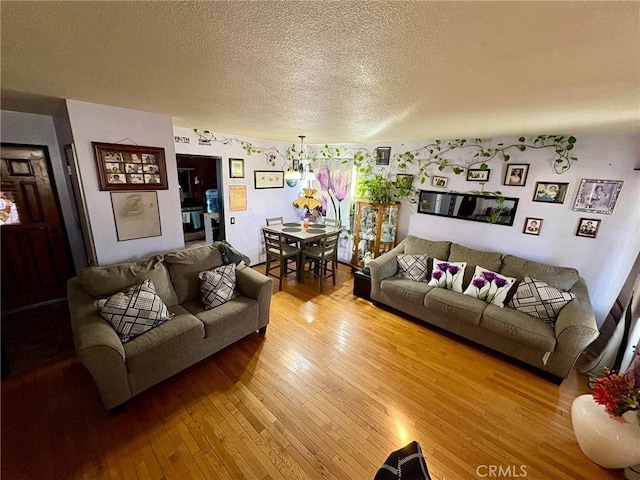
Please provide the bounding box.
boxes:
[351,200,400,269]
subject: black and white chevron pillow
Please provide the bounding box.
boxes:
[397,254,429,282]
[199,264,238,309]
[508,276,576,324]
[95,279,174,343]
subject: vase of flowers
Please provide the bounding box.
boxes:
[571,351,640,470]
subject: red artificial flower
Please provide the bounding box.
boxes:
[592,367,640,418]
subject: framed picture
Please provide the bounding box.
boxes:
[576,218,601,238]
[376,147,391,166]
[467,169,490,182]
[431,176,448,188]
[572,179,623,215]
[110,191,161,241]
[523,217,543,236]
[229,158,244,178]
[93,142,167,191]
[254,170,284,189]
[532,182,569,204]
[396,174,413,188]
[504,164,529,186]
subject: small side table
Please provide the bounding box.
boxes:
[353,268,372,301]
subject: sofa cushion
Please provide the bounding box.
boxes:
[428,258,467,293]
[448,243,502,290]
[181,296,259,340]
[481,305,557,352]
[123,309,205,374]
[78,255,178,307]
[403,236,452,272]
[199,264,239,309]
[381,277,433,304]
[95,279,174,343]
[463,266,516,308]
[164,244,224,304]
[397,254,429,282]
[508,276,576,324]
[499,255,579,291]
[424,288,486,326]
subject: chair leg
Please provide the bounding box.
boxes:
[332,258,337,285]
[279,259,285,290]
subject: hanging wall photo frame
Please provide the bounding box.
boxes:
[110,191,161,241]
[376,147,391,166]
[532,182,570,204]
[254,170,284,189]
[229,158,245,178]
[572,179,623,215]
[93,142,168,191]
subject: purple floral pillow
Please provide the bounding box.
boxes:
[463,266,516,307]
[427,258,467,292]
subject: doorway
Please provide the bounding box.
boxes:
[176,154,224,246]
[1,144,75,312]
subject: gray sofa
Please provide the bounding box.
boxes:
[369,235,599,381]
[68,243,273,410]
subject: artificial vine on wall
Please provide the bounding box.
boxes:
[191,129,578,205]
[393,135,578,185]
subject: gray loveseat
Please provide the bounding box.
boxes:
[369,235,599,381]
[68,243,273,410]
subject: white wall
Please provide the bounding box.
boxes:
[384,134,639,326]
[66,100,183,266]
[0,110,86,272]
[173,127,302,263]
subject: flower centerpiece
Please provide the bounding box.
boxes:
[592,352,640,422]
[571,349,640,469]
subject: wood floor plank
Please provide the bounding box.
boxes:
[0,264,623,480]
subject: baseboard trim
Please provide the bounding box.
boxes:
[2,297,67,317]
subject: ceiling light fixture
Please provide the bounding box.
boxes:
[284,135,307,181]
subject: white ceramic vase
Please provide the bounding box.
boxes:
[571,394,640,469]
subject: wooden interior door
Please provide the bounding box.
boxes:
[1,144,74,311]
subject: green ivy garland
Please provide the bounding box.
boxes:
[192,129,577,204]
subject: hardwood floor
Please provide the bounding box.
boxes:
[1,264,621,480]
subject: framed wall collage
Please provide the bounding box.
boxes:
[93,142,168,191]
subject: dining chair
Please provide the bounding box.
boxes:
[300,231,340,293]
[262,228,300,290]
[266,216,284,226]
[324,218,342,228]
[323,218,342,228]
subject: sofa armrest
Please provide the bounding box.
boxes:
[236,266,274,328]
[67,278,131,409]
[546,277,599,378]
[369,240,405,299]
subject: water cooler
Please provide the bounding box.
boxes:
[204,189,221,243]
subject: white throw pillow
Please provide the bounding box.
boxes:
[199,264,238,309]
[463,266,516,307]
[428,258,467,293]
[508,276,575,324]
[397,254,429,282]
[95,279,174,343]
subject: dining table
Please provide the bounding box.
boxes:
[261,221,342,282]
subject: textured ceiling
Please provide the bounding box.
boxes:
[2,1,639,143]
